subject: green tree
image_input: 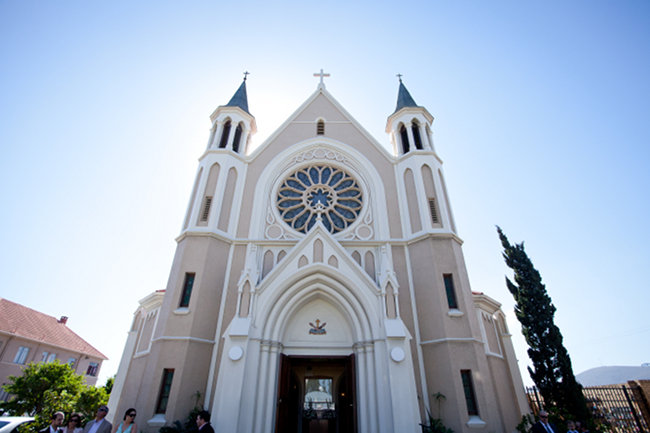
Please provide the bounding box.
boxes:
[76,385,109,422]
[497,227,590,422]
[103,376,115,395]
[0,362,84,429]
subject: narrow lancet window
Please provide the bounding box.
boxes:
[233,123,243,153]
[219,120,231,148]
[443,273,458,309]
[399,124,409,154]
[412,120,423,149]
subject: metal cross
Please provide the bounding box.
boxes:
[243,71,250,81]
[396,73,403,83]
[313,69,330,85]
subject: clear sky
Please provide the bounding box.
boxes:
[1,1,649,387]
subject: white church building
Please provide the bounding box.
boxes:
[108,72,530,433]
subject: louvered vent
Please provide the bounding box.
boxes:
[201,196,213,222]
[428,198,439,224]
[317,120,325,135]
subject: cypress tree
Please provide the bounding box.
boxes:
[497,226,590,422]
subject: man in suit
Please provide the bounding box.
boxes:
[40,411,64,433]
[531,410,558,433]
[83,405,113,433]
[196,410,214,433]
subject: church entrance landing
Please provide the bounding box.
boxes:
[275,355,357,433]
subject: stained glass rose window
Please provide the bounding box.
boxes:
[277,165,363,234]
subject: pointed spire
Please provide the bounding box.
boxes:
[225,74,250,114]
[394,75,418,113]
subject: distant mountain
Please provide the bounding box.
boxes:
[576,365,650,386]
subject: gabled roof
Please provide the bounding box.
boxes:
[248,83,393,161]
[224,79,250,114]
[0,298,107,360]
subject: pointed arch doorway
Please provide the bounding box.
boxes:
[275,354,357,433]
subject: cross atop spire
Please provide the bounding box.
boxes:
[313,68,330,86]
[243,71,250,81]
[396,73,403,83]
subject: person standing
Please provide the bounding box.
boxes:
[40,412,64,433]
[531,410,558,433]
[111,409,137,433]
[61,413,83,433]
[82,406,112,433]
[567,420,579,433]
[196,411,214,433]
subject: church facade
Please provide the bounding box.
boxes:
[108,74,529,433]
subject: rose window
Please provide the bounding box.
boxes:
[277,165,363,234]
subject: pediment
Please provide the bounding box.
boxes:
[248,85,392,162]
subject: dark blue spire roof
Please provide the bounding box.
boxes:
[394,80,418,113]
[225,79,250,114]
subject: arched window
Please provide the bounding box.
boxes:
[412,120,423,150]
[233,123,243,153]
[399,124,409,154]
[218,120,231,148]
[317,120,325,135]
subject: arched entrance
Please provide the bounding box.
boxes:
[275,355,357,433]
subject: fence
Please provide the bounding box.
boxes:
[526,384,650,433]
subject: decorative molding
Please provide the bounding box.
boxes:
[419,337,482,346]
[150,336,215,344]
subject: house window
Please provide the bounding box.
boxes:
[179,273,196,308]
[68,358,76,368]
[13,346,29,364]
[41,351,49,363]
[155,369,175,414]
[86,362,99,377]
[461,370,479,416]
[428,198,439,224]
[200,197,212,222]
[317,120,325,135]
[443,274,458,309]
[47,353,57,363]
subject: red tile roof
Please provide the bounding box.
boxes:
[0,298,107,360]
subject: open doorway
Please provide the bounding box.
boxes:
[275,355,356,433]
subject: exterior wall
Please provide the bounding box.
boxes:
[0,333,104,394]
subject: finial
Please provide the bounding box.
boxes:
[396,73,403,83]
[243,71,250,81]
[313,68,330,85]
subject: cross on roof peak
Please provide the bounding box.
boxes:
[396,73,403,83]
[313,68,330,85]
[243,71,250,81]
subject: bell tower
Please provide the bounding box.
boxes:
[182,76,256,233]
[206,74,257,154]
[387,77,457,235]
[386,75,435,155]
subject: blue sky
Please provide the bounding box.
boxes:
[1,1,649,387]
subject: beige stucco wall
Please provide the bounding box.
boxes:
[0,333,104,392]
[110,84,529,433]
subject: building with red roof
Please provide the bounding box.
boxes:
[0,297,107,399]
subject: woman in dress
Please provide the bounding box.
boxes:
[62,413,83,433]
[112,408,137,433]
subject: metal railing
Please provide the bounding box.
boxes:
[526,385,649,433]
